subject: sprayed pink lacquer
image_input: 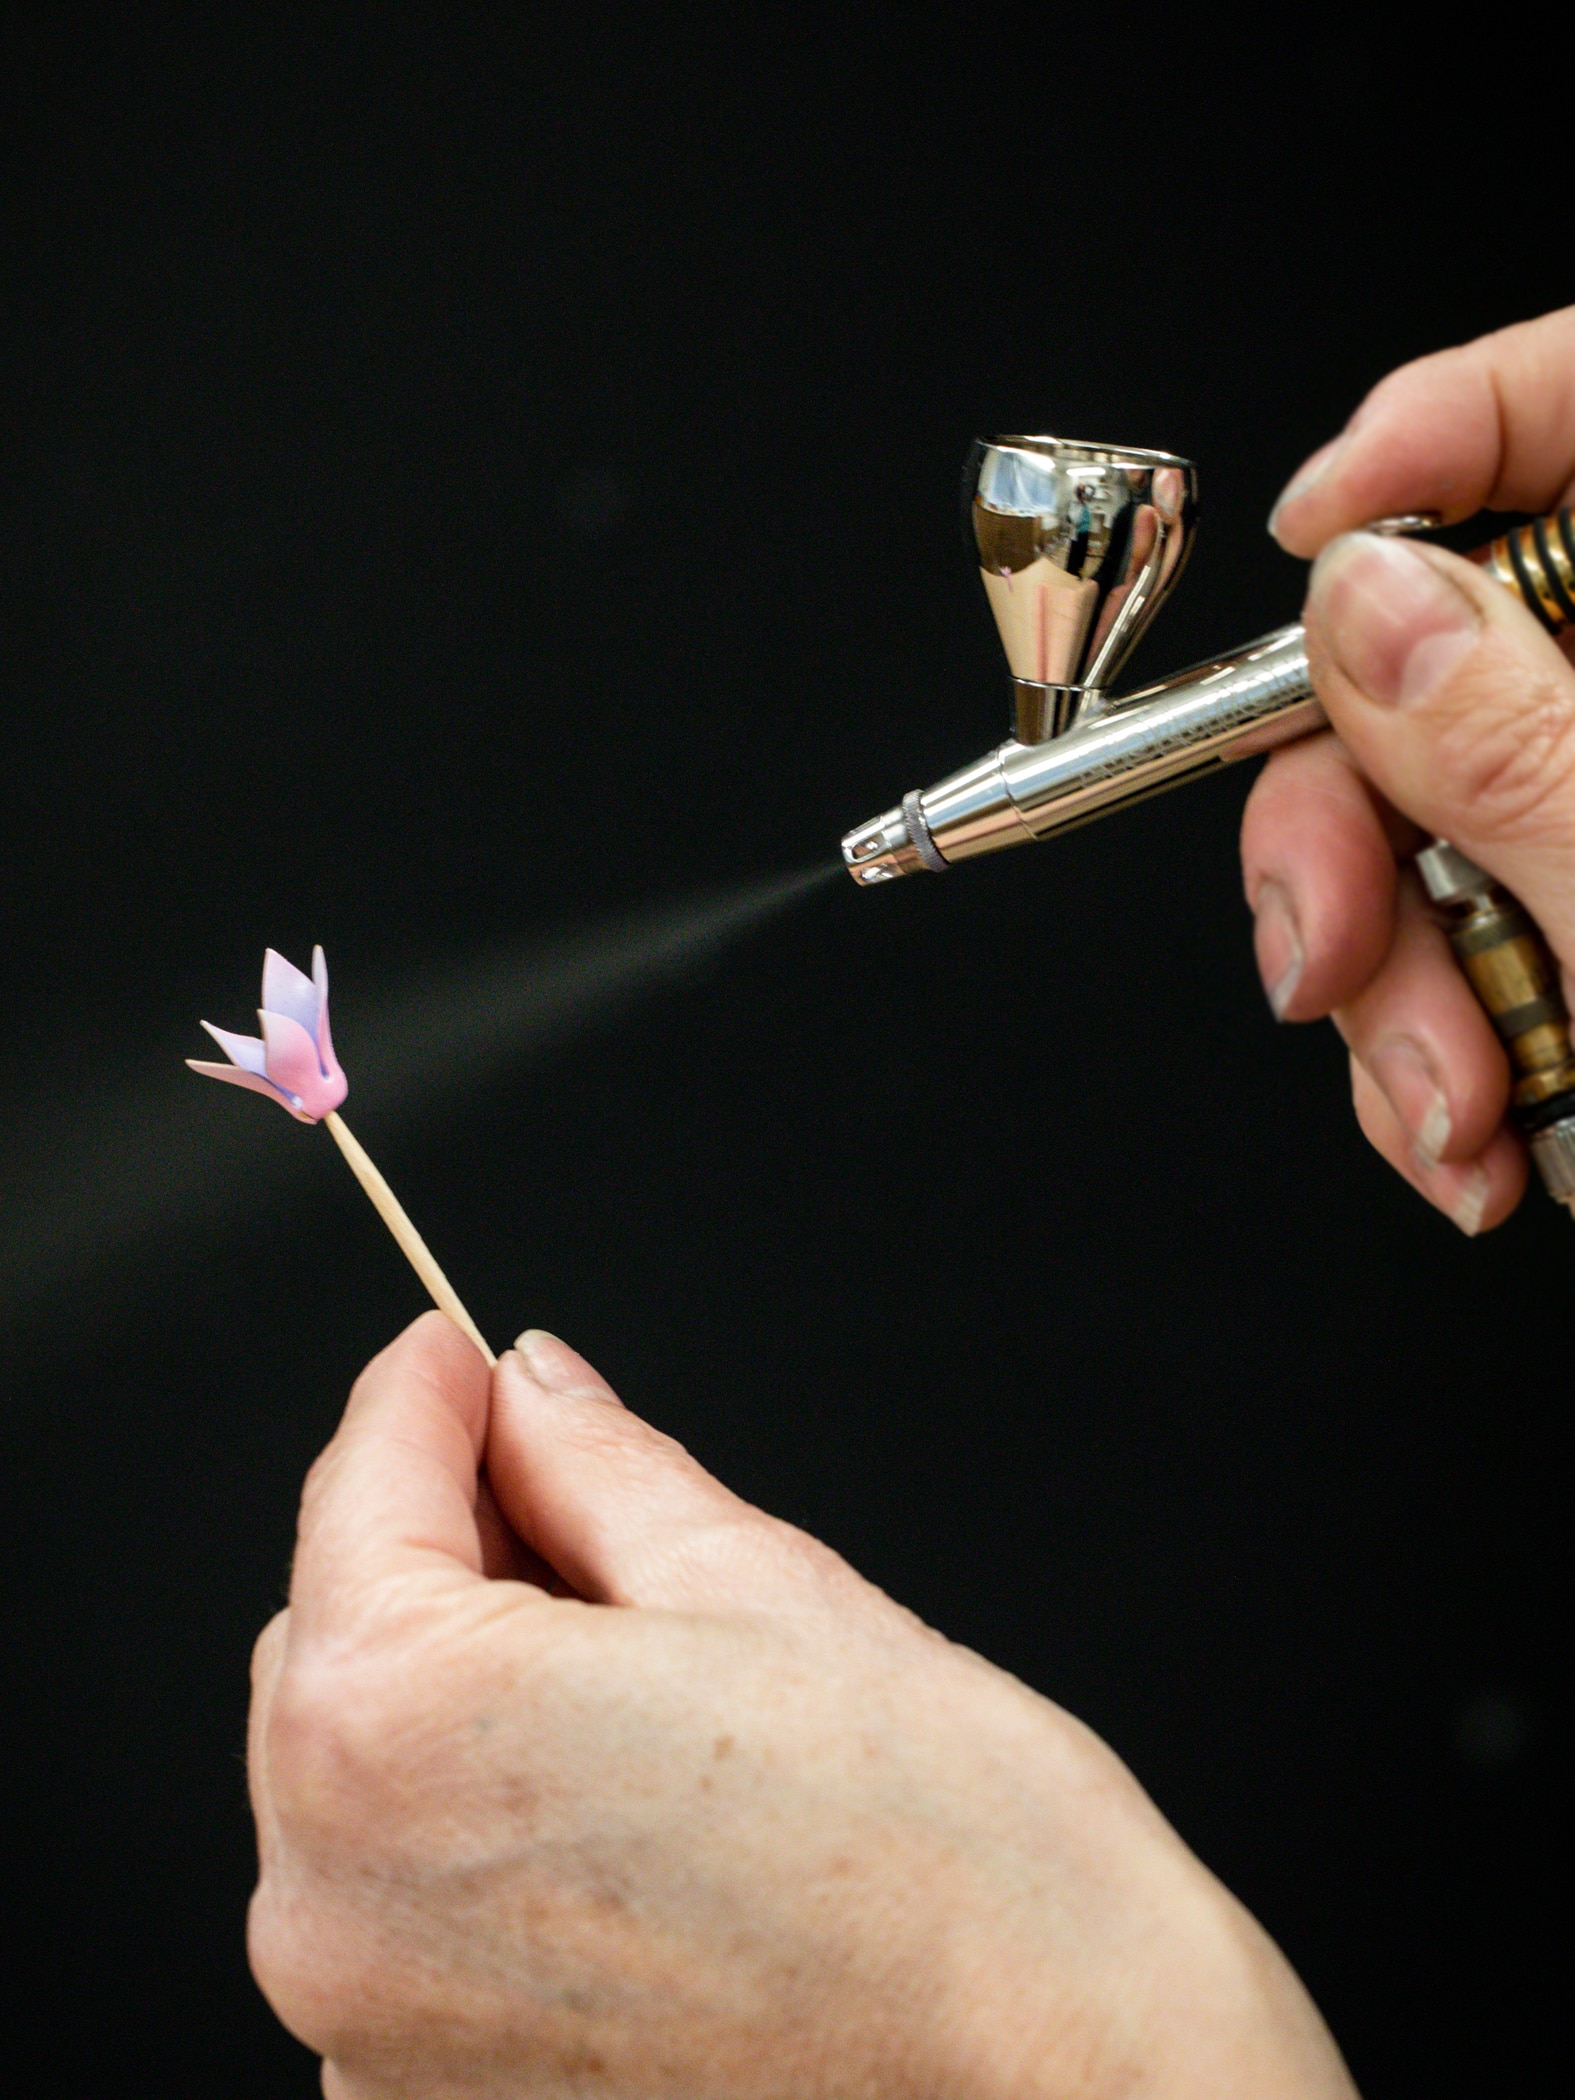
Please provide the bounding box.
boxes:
[188,946,348,1123]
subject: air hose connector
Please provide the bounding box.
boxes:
[1416,841,1575,1211]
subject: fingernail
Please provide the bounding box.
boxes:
[1446,1164,1489,1238]
[1267,435,1348,542]
[1367,1037,1451,1167]
[1309,533,1480,707]
[1253,879,1304,1019]
[513,1328,619,1404]
[514,1328,589,1393]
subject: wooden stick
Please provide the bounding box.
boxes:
[323,1111,496,1365]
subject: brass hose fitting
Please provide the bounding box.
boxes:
[1416,844,1575,1207]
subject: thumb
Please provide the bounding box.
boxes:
[1304,530,1575,969]
[485,1330,775,1610]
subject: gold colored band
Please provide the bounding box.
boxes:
[1477,507,1575,635]
[1515,528,1567,628]
[1535,513,1575,621]
[1478,540,1522,600]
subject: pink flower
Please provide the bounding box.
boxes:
[188,946,348,1123]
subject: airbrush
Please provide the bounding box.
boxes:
[841,436,1575,1211]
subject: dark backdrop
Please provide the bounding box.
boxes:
[1,13,1564,2093]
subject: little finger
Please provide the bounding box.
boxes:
[1348,1057,1526,1233]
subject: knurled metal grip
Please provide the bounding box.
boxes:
[901,791,948,874]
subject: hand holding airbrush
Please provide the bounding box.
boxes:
[843,308,1575,1229]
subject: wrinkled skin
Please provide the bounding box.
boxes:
[249,312,1575,2093]
[248,1315,1357,2099]
[1245,303,1575,1232]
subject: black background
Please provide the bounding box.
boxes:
[1,11,1565,2093]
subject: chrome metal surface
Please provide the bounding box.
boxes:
[1416,840,1495,907]
[970,437,1197,739]
[838,625,1323,877]
[841,454,1568,896]
[1012,679,1082,745]
[1368,512,1444,536]
[997,626,1321,842]
[901,790,948,874]
[841,803,929,884]
[1529,1117,1575,1207]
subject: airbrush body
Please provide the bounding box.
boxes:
[842,436,1575,1208]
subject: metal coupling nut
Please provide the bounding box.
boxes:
[1528,1115,1575,1207]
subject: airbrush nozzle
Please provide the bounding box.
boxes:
[842,793,950,882]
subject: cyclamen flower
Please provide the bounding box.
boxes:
[188,946,348,1123]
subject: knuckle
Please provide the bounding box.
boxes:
[250,1610,289,1691]
[761,1514,850,1582]
[748,1516,932,1647]
[556,1393,670,1462]
[636,1505,764,1594]
[1433,659,1575,841]
[247,1882,385,2066]
[295,1441,347,1540]
[263,1652,403,1843]
[749,1514,868,1611]
[246,1882,327,2044]
[556,1397,710,1495]
[625,1502,853,1614]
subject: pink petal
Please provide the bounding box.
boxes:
[261,949,320,1038]
[198,1020,270,1076]
[311,944,340,1075]
[259,1008,347,1121]
[186,1059,315,1120]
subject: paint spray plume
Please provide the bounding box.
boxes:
[0,864,840,1321]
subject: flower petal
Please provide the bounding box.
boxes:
[259,1008,347,1121]
[311,944,340,1075]
[186,1059,315,1120]
[261,949,320,1038]
[198,1020,270,1076]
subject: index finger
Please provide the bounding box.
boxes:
[1271,306,1575,554]
[287,1310,493,1641]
